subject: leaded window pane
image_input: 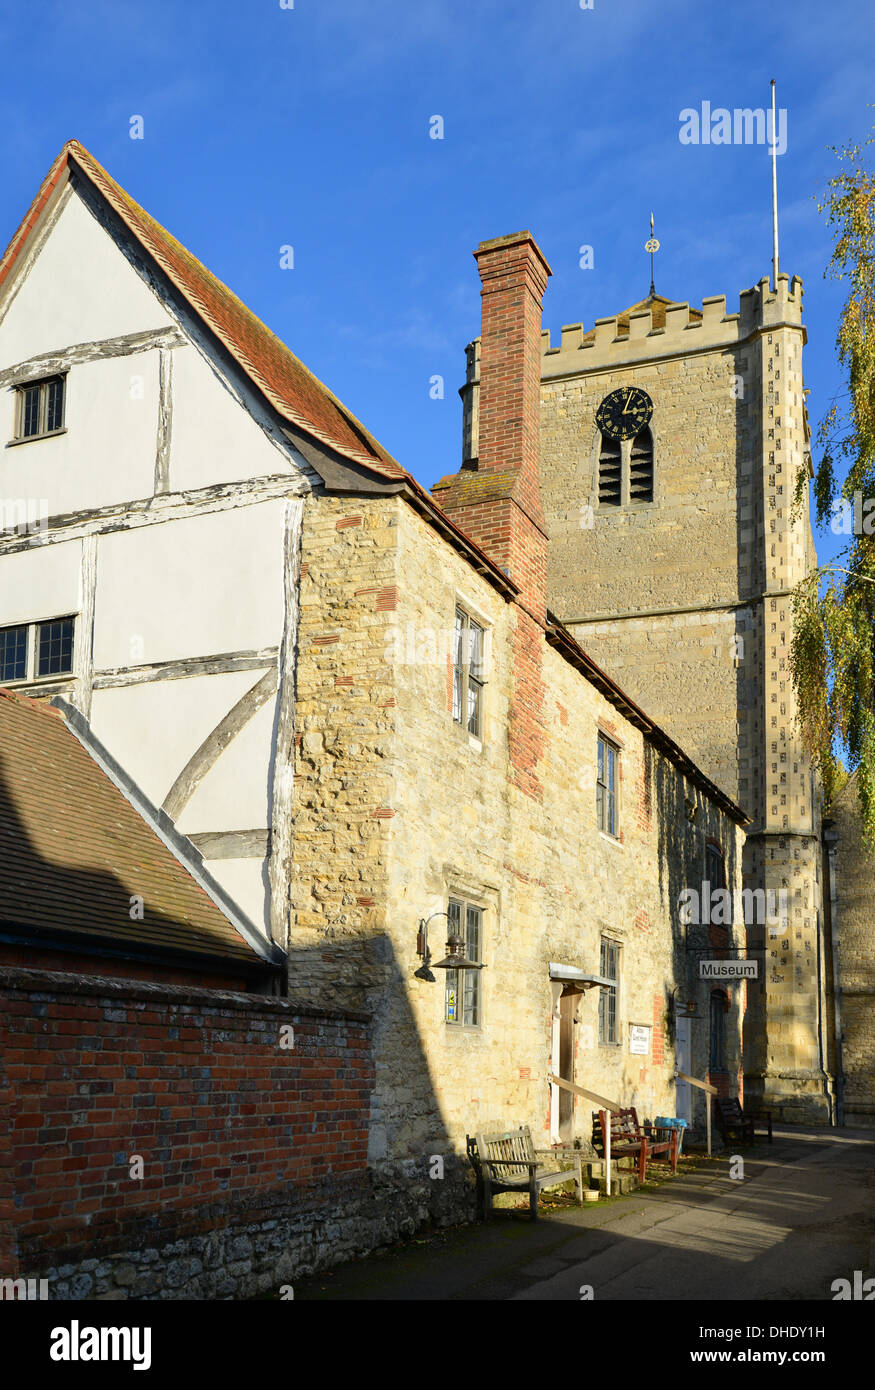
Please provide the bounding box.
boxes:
[705,844,726,892]
[453,610,485,738]
[0,625,28,681]
[599,939,619,1044]
[46,378,64,432]
[36,617,74,676]
[597,736,618,836]
[22,384,41,437]
[446,899,481,1027]
[452,611,464,723]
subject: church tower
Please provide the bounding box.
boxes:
[451,271,834,1124]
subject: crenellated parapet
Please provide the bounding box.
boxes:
[533,274,805,379]
[460,273,805,462]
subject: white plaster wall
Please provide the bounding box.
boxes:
[90,670,264,808]
[92,500,286,669]
[0,352,160,516]
[177,696,276,833]
[0,538,81,625]
[207,858,270,935]
[0,191,173,362]
[169,345,291,492]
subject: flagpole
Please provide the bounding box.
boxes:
[770,79,780,291]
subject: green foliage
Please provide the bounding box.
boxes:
[791,117,875,847]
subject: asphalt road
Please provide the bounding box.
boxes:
[292,1126,875,1302]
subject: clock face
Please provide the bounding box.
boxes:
[595,387,653,441]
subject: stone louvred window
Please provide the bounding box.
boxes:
[597,432,621,505]
[629,425,654,502]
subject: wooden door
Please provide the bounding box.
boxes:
[675,1015,692,1122]
[559,990,575,1144]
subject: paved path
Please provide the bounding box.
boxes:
[293,1127,875,1301]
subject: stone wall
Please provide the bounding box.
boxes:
[286,491,747,1170]
[825,777,875,1128]
[475,274,830,1124]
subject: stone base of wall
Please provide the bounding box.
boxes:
[28,1163,477,1301]
[745,1072,834,1126]
[842,1103,875,1129]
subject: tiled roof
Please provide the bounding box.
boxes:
[581,294,703,342]
[0,140,404,479]
[0,688,268,966]
[0,140,525,601]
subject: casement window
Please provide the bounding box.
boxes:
[705,842,726,892]
[599,937,620,1045]
[13,375,66,442]
[452,607,485,739]
[597,433,622,506]
[597,733,618,837]
[444,897,483,1027]
[0,616,75,683]
[629,426,653,502]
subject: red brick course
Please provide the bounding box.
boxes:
[0,968,372,1275]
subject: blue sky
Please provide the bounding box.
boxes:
[2,0,873,567]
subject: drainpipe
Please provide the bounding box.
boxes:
[822,823,844,1127]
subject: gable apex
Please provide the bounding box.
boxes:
[0,140,404,482]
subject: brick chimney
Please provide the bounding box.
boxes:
[434,231,551,625]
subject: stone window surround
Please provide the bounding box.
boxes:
[450,590,492,753]
[443,896,483,1030]
[589,416,660,512]
[704,838,727,889]
[598,933,622,1047]
[438,876,498,1038]
[597,729,621,840]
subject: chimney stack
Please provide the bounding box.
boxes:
[433,231,551,624]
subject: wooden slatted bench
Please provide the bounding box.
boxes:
[717,1097,773,1145]
[467,1127,584,1219]
[593,1107,680,1183]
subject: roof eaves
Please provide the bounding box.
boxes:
[0,922,279,977]
[62,142,402,481]
[0,145,71,294]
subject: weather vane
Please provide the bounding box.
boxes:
[645,212,660,298]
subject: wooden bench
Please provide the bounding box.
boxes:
[592,1107,680,1183]
[467,1127,584,1220]
[717,1097,773,1145]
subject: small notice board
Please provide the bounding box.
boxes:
[629,1024,650,1055]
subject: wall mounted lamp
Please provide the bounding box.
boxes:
[414,911,486,983]
[669,983,698,1018]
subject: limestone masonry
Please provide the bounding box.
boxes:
[0,143,870,1297]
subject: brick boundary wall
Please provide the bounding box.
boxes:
[0,966,441,1300]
